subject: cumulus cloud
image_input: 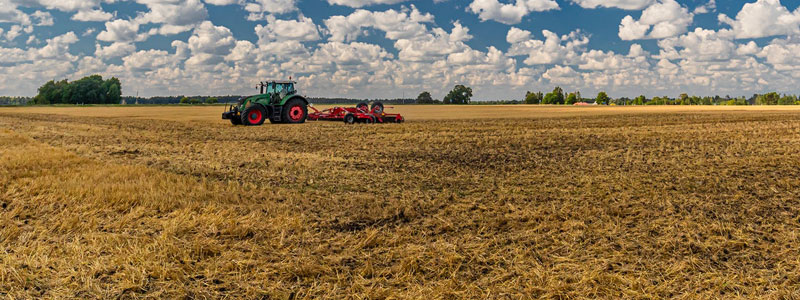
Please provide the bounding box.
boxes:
[97,19,145,43]
[507,28,589,65]
[657,28,736,62]
[468,0,559,25]
[618,0,693,40]
[72,9,113,22]
[95,42,135,59]
[244,0,298,19]
[326,0,408,8]
[185,21,236,66]
[135,0,208,34]
[256,15,320,44]
[324,5,434,42]
[718,0,800,39]
[570,0,654,10]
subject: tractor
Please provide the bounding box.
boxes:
[223,80,308,125]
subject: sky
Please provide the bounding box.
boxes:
[2,0,800,100]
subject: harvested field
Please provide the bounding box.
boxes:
[2,105,800,298]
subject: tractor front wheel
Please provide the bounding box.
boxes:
[241,106,266,126]
[282,99,307,124]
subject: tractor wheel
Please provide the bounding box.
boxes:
[356,102,369,112]
[230,117,242,125]
[344,113,356,124]
[241,106,266,126]
[370,102,384,114]
[282,99,307,124]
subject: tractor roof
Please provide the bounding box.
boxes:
[262,80,296,84]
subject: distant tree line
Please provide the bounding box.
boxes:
[0,96,31,105]
[32,75,121,105]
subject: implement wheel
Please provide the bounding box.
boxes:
[241,106,266,126]
[282,98,307,124]
[230,117,241,125]
[356,102,369,112]
[344,113,356,124]
[370,102,384,114]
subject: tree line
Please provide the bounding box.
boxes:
[415,85,800,106]
[32,75,121,105]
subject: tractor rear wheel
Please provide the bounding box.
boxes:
[356,102,369,112]
[282,98,307,124]
[370,102,384,114]
[241,106,266,126]
[344,113,356,124]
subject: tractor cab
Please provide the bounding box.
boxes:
[260,81,296,97]
[223,80,309,125]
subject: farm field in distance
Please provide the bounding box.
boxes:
[2,105,800,298]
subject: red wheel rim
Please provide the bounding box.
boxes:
[288,105,304,121]
[357,104,368,112]
[248,109,262,123]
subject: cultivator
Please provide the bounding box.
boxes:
[307,102,404,124]
[224,81,404,125]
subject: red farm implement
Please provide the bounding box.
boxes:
[307,102,405,124]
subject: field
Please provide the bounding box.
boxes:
[3,105,800,298]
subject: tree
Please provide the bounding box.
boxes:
[33,75,121,105]
[443,85,472,104]
[416,91,434,104]
[205,97,218,104]
[565,93,578,105]
[595,91,609,105]
[189,98,201,104]
[543,86,565,104]
[524,91,542,104]
[634,95,645,105]
[756,92,780,105]
[180,97,190,104]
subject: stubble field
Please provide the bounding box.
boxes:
[2,105,800,299]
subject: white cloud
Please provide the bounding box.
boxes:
[184,21,236,67]
[123,49,178,71]
[657,28,736,62]
[35,31,78,60]
[718,0,800,39]
[97,19,145,43]
[736,41,760,56]
[95,42,136,59]
[244,0,298,19]
[324,5,434,42]
[72,9,113,22]
[255,15,320,44]
[468,0,559,25]
[543,65,581,85]
[618,0,693,40]
[205,0,240,5]
[326,0,407,8]
[135,0,208,35]
[757,37,800,70]
[31,10,53,26]
[570,0,653,10]
[693,0,715,14]
[507,28,588,65]
[393,22,472,62]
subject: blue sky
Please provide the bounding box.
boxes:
[2,0,800,100]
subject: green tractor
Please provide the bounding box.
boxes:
[223,80,309,125]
